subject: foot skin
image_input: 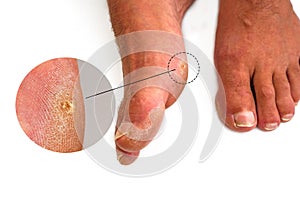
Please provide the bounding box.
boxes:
[107,0,194,165]
[214,0,300,131]
[16,58,85,152]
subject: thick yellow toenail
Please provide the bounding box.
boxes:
[233,111,256,128]
[114,130,128,140]
[264,123,279,131]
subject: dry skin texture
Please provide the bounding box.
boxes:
[15,0,299,163]
[108,0,194,164]
[16,58,85,153]
[109,0,300,164]
[215,0,300,131]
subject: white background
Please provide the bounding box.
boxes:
[1,0,300,205]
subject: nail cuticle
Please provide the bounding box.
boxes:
[234,122,256,128]
[281,114,293,122]
[264,123,279,131]
[233,111,256,128]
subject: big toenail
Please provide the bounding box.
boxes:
[116,150,137,165]
[233,111,256,128]
[281,114,293,122]
[264,123,279,131]
[115,130,127,140]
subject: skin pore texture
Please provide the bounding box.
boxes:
[109,0,300,164]
[15,0,300,164]
[16,58,85,153]
[107,0,194,164]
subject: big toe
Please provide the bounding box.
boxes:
[115,87,168,165]
[216,65,257,132]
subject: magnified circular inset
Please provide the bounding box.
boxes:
[76,60,115,149]
[16,58,115,153]
[167,51,201,85]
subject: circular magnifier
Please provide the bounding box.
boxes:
[16,57,115,153]
[75,59,116,149]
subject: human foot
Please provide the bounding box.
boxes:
[107,0,194,164]
[214,0,300,131]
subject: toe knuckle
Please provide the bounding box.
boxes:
[276,96,293,106]
[282,83,290,91]
[293,95,300,102]
[260,85,275,98]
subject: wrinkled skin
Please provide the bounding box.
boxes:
[107,0,195,164]
[16,58,85,153]
[215,0,300,131]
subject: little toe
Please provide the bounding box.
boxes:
[287,63,300,104]
[253,71,281,131]
[273,71,295,122]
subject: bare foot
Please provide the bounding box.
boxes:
[107,0,194,164]
[214,0,300,131]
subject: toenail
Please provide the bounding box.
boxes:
[117,153,127,165]
[233,111,256,128]
[117,152,135,165]
[116,148,138,165]
[115,130,127,140]
[264,123,279,131]
[281,114,293,122]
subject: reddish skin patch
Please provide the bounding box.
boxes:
[116,86,168,152]
[215,0,300,131]
[16,58,85,153]
[108,0,194,164]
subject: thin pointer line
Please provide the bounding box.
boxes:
[85,69,176,99]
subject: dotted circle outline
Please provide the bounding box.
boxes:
[167,51,201,85]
